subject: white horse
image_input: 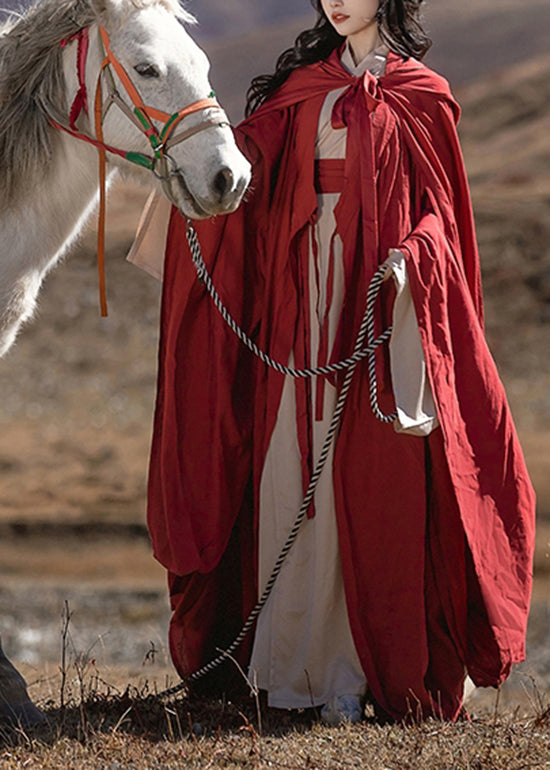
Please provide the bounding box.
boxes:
[0,0,251,357]
[0,0,251,723]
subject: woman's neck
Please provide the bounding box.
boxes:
[347,24,382,66]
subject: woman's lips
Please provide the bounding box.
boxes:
[332,12,350,23]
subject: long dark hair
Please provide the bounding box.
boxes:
[245,0,431,117]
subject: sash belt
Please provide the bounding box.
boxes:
[314,159,346,194]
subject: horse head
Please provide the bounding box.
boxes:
[82,0,251,218]
[0,0,253,355]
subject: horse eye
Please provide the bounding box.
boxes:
[134,63,160,78]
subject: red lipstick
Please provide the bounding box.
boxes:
[331,12,349,24]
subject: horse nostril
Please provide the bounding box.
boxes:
[213,167,234,200]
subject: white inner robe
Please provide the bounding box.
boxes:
[249,44,388,709]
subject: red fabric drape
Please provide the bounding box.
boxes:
[147,50,535,721]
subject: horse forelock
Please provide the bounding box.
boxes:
[129,0,196,24]
[0,0,194,210]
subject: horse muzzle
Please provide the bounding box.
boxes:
[168,154,251,220]
[204,162,251,214]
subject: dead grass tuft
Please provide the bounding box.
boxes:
[1,656,549,769]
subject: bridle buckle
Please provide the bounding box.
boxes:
[151,152,179,182]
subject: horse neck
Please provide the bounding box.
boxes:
[0,123,108,358]
[2,133,109,279]
[2,29,113,279]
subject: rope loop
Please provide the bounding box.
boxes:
[186,219,399,401]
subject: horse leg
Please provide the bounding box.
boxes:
[0,640,44,726]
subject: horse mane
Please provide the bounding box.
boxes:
[0,0,194,210]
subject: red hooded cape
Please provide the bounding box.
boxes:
[148,50,536,721]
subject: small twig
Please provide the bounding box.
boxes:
[237,709,260,759]
[484,684,501,765]
[89,674,122,697]
[523,674,549,726]
[111,706,133,734]
[164,706,175,742]
[143,641,157,666]
[59,600,72,711]
[437,690,443,722]
[173,707,184,741]
[214,646,263,735]
[251,668,262,737]
[304,670,320,720]
[407,688,424,725]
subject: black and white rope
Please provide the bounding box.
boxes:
[154,222,396,701]
[366,273,396,424]
[186,220,397,383]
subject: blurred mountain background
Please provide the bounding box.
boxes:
[189,0,550,118]
[0,0,548,679]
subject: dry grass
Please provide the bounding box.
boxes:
[1,647,549,770]
[1,682,550,768]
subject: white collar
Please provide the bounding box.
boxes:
[341,40,389,78]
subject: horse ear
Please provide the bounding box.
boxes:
[90,0,125,21]
[90,0,108,17]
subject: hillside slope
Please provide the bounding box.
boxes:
[457,52,550,430]
[197,0,550,119]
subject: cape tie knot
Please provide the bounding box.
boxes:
[331,72,382,130]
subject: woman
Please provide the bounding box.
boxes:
[132,0,535,723]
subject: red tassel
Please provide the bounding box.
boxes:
[64,29,90,129]
[315,229,337,422]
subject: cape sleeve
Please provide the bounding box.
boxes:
[383,76,484,324]
[395,99,536,677]
[433,98,484,325]
[147,127,269,575]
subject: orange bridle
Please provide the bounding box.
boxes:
[51,25,230,316]
[95,26,227,172]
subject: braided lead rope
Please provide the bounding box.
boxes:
[185,220,394,379]
[367,275,397,424]
[156,252,389,701]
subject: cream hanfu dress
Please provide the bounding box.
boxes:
[127,42,438,709]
